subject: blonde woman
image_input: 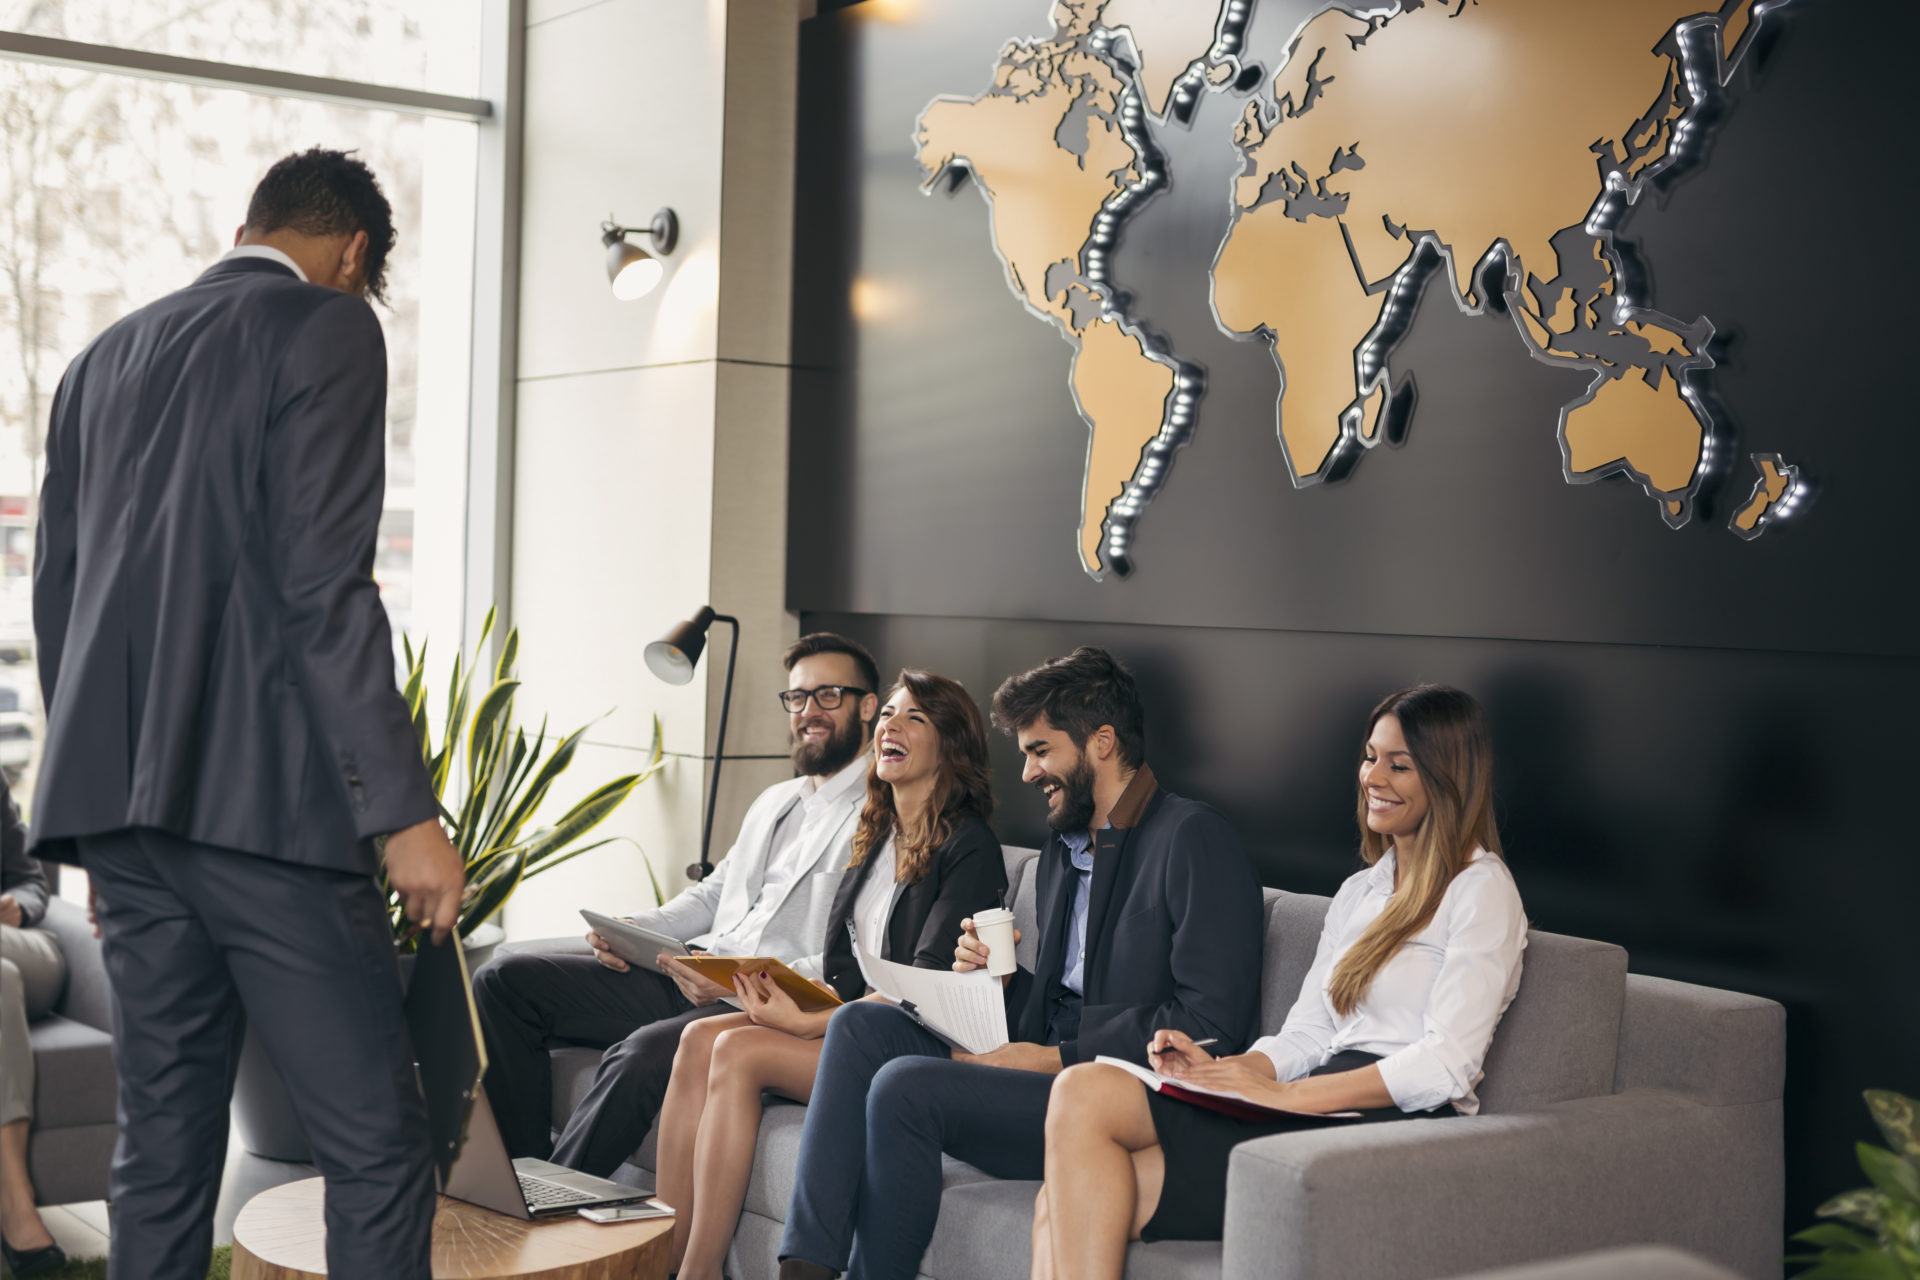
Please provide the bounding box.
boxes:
[655,670,1006,1280]
[1033,685,1526,1279]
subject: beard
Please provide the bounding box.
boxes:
[1042,756,1098,833]
[790,712,865,777]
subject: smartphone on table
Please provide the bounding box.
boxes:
[579,1199,675,1223]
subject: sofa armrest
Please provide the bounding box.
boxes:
[39,897,113,1032]
[1221,1091,1783,1280]
[495,936,595,959]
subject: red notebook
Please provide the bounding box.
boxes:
[1093,1056,1362,1123]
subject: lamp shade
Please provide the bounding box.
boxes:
[607,242,664,300]
[644,606,716,685]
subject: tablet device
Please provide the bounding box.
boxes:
[580,910,690,975]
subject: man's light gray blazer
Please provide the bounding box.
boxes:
[629,769,864,975]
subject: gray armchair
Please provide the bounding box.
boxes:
[25,895,118,1206]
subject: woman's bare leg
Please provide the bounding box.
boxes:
[1031,1184,1055,1280]
[677,1026,825,1280]
[656,1012,752,1272]
[1042,1063,1164,1280]
[0,1119,56,1251]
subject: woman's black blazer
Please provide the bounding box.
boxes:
[819,811,1008,1002]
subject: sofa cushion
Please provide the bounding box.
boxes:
[736,1102,997,1222]
[27,1014,117,1127]
[1256,894,1625,1115]
[1005,846,1040,972]
[1476,932,1626,1114]
[1258,893,1332,1033]
[924,1175,1225,1280]
[1613,975,1785,1105]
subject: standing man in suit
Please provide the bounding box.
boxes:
[30,149,463,1280]
[472,633,881,1176]
[778,647,1266,1280]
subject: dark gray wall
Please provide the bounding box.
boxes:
[790,0,1920,1233]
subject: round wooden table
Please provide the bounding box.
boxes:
[230,1178,672,1280]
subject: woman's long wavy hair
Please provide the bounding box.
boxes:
[1327,685,1503,1018]
[849,670,995,883]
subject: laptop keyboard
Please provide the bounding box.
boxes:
[518,1172,599,1209]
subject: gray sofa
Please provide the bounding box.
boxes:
[24,895,119,1206]
[511,847,1784,1280]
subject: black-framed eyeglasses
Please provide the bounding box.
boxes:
[778,685,868,713]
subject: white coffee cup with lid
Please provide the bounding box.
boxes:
[971,907,1018,978]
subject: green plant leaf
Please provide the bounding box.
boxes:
[403,632,415,673]
[459,849,526,936]
[1859,1144,1920,1208]
[466,679,520,787]
[1820,1189,1890,1232]
[1789,1250,1910,1280]
[1796,1223,1875,1251]
[495,626,520,683]
[496,723,591,843]
[512,773,644,874]
[1869,1092,1920,1160]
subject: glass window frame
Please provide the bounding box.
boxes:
[0,0,522,665]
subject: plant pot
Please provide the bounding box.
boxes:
[231,921,505,1163]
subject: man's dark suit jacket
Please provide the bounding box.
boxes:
[1004,765,1265,1067]
[30,255,438,871]
[819,810,1009,1002]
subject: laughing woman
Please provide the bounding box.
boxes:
[654,670,1006,1280]
[1032,685,1527,1280]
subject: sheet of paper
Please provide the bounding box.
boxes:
[1092,1055,1361,1118]
[854,941,1009,1054]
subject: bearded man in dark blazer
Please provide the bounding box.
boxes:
[30,148,464,1280]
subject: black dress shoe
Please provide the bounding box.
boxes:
[1,1236,70,1276]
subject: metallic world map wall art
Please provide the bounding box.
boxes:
[914,0,1803,580]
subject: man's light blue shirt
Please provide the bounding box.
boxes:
[1059,827,1097,995]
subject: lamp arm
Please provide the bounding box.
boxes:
[692,613,740,882]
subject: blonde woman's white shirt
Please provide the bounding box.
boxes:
[1250,848,1526,1115]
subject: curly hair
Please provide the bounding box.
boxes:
[989,645,1145,768]
[850,670,994,883]
[245,148,397,304]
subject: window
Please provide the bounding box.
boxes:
[0,3,503,888]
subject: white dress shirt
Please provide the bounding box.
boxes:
[220,244,309,281]
[1251,848,1526,1115]
[695,750,870,971]
[850,833,904,956]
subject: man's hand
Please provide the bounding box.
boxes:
[953,1041,1062,1074]
[953,917,1022,986]
[585,930,631,972]
[660,955,734,1007]
[1145,1028,1214,1079]
[383,818,465,945]
[0,892,20,929]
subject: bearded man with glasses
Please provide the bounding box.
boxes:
[472,633,881,1176]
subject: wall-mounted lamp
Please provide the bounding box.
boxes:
[602,208,679,300]
[644,605,737,882]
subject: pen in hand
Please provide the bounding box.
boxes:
[1148,1037,1218,1058]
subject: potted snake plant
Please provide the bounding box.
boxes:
[233,609,666,1160]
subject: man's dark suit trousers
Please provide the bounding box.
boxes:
[780,1000,1055,1280]
[471,950,731,1175]
[79,828,434,1280]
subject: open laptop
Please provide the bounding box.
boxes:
[407,932,654,1219]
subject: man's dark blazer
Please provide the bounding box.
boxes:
[30,255,438,871]
[1004,765,1264,1067]
[819,810,1009,1002]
